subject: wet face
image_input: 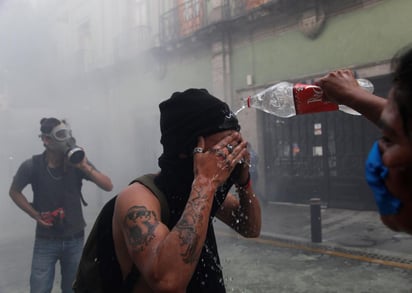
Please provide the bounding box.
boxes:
[378,88,412,168]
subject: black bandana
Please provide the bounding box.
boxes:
[159,88,240,156]
[155,88,239,292]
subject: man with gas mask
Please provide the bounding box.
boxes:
[9,117,113,293]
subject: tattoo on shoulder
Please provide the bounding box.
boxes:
[123,205,159,252]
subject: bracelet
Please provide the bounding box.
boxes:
[236,172,251,190]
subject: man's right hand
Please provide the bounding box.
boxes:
[36,212,54,227]
[317,69,362,104]
[193,132,247,188]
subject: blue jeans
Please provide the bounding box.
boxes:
[30,235,84,293]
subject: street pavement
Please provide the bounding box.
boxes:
[214,201,412,292]
[247,201,412,264]
[216,234,411,293]
[1,201,411,292]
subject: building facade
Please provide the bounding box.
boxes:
[6,0,412,209]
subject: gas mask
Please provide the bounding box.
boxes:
[44,123,85,164]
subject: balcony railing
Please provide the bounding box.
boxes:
[159,0,287,45]
[159,0,208,45]
[159,0,371,46]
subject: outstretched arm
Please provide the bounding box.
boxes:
[317,69,387,125]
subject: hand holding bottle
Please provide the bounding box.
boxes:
[316,70,373,112]
[235,74,373,118]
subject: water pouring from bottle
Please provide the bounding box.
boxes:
[235,79,374,117]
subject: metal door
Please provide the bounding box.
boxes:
[261,74,390,210]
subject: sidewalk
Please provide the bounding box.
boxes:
[258,201,412,263]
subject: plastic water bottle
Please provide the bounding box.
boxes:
[235,79,374,118]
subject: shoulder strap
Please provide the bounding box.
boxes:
[130,174,170,225]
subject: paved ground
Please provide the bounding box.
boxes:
[257,202,412,263]
[2,230,411,293]
[1,201,411,292]
[216,234,412,293]
[214,201,412,292]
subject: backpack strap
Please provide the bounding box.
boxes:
[130,173,170,225]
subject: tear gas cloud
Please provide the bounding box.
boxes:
[0,0,163,242]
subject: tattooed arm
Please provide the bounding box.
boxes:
[113,175,219,292]
[113,134,244,292]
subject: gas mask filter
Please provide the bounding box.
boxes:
[44,123,85,164]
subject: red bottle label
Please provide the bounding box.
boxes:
[293,83,338,115]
